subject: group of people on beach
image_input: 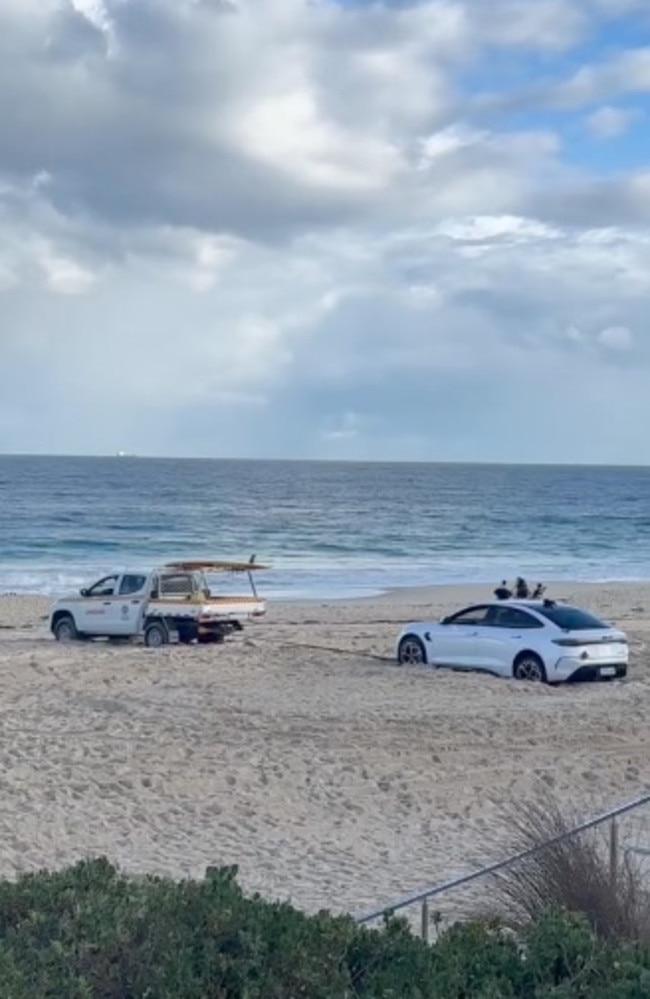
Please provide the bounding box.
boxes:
[493,577,546,601]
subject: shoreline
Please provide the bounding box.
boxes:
[5,575,650,620]
[5,546,650,606]
[5,575,650,608]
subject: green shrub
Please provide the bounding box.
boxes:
[0,859,649,997]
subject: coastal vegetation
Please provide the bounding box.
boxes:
[1,850,650,998]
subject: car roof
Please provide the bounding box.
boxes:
[466,600,553,610]
[455,600,567,615]
[500,600,550,609]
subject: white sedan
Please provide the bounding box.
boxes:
[396,599,628,683]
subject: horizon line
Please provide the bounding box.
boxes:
[1,453,649,470]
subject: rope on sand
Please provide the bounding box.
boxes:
[276,640,393,663]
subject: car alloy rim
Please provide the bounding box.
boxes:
[400,640,424,664]
[518,658,543,681]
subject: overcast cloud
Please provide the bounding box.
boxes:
[1,0,649,462]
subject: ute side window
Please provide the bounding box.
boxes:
[87,575,119,597]
[119,574,148,596]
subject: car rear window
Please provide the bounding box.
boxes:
[536,605,607,631]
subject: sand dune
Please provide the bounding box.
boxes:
[0,581,649,924]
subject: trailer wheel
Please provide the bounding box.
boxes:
[177,622,197,644]
[198,628,225,644]
[144,621,169,649]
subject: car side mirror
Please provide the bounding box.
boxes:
[80,588,89,597]
[441,616,450,625]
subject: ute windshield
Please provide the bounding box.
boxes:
[536,604,608,631]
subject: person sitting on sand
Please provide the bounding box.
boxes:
[494,580,512,600]
[532,582,546,599]
[514,576,530,599]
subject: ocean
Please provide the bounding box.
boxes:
[1,455,650,599]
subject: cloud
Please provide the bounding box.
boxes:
[321,410,363,441]
[475,40,650,119]
[0,0,649,462]
[598,326,633,350]
[474,0,588,51]
[37,242,98,295]
[585,105,643,138]
[522,170,650,228]
[554,47,650,108]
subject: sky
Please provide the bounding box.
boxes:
[1,0,650,463]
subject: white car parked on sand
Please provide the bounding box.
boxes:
[396,599,628,683]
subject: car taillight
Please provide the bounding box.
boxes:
[552,636,627,647]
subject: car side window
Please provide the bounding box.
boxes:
[118,574,148,596]
[446,606,490,626]
[488,607,544,629]
[87,575,118,597]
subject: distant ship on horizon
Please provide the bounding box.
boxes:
[115,450,137,458]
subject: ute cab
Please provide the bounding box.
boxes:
[71,570,151,637]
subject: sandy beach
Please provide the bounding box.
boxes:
[1,581,650,923]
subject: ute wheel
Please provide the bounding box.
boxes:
[144,622,169,649]
[53,614,78,643]
[513,652,547,683]
[397,635,427,665]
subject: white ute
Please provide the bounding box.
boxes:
[49,559,267,648]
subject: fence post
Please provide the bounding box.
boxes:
[421,896,429,943]
[609,818,619,891]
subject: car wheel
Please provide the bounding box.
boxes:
[513,652,547,683]
[53,614,78,642]
[397,635,427,665]
[144,622,169,648]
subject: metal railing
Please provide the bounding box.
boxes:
[355,790,650,941]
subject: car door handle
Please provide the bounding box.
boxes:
[102,601,111,606]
